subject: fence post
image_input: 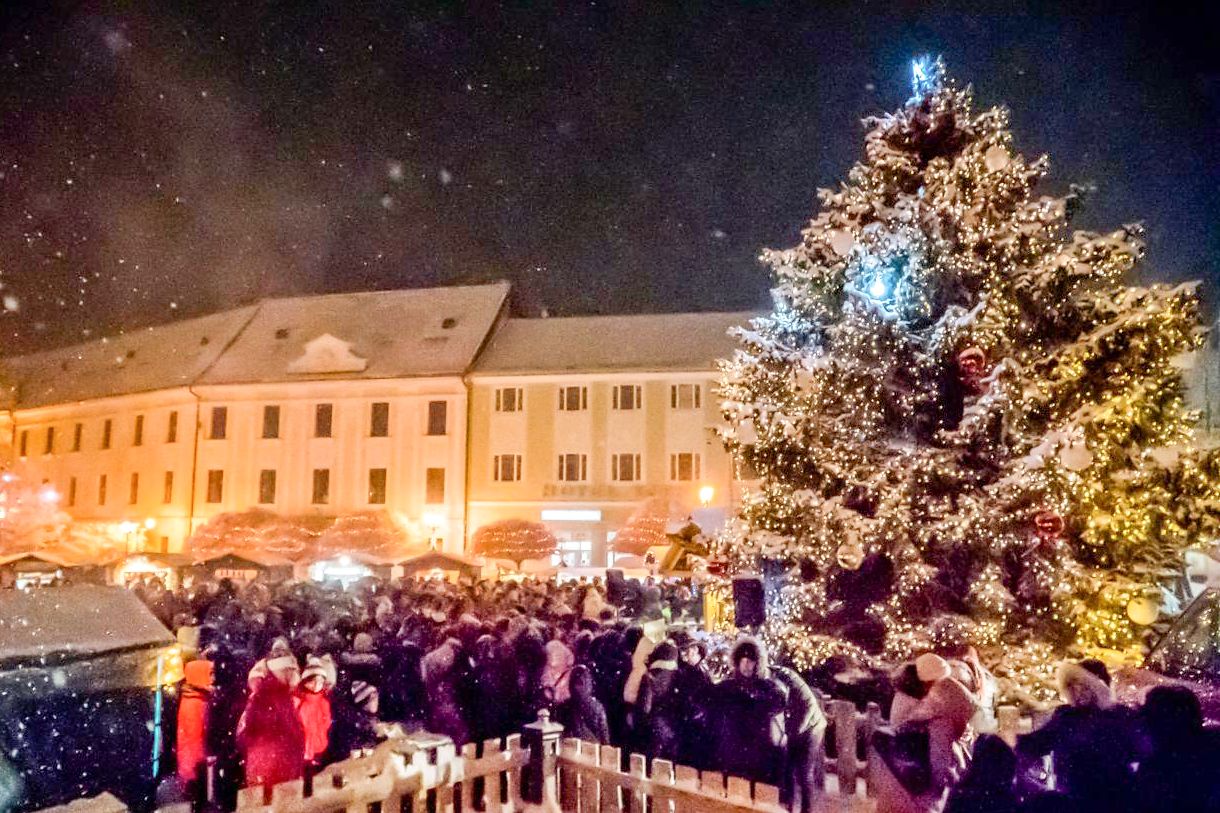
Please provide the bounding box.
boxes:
[522,709,565,809]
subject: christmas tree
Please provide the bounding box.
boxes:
[718,58,1220,695]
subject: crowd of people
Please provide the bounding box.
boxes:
[136,574,825,812]
[132,574,1220,813]
[872,653,1220,813]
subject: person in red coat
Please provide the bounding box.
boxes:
[296,655,336,767]
[177,659,214,788]
[238,666,306,788]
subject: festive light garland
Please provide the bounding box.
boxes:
[714,58,1220,698]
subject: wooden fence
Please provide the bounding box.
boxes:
[37,702,1035,813]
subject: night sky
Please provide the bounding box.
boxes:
[0,1,1216,353]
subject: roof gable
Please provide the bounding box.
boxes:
[287,333,369,374]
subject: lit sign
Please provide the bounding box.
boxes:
[541,509,602,522]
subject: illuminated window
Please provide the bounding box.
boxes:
[553,531,593,567]
[166,411,178,443]
[493,454,522,482]
[425,468,445,504]
[68,477,77,507]
[98,474,108,505]
[18,431,27,457]
[368,468,387,504]
[72,423,82,452]
[129,473,139,505]
[43,427,54,455]
[133,415,144,446]
[558,386,587,411]
[669,453,701,481]
[101,419,112,449]
[163,471,174,504]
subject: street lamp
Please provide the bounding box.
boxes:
[698,485,715,507]
[423,512,444,549]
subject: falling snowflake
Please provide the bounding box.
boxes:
[438,168,453,185]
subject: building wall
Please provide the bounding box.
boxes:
[11,377,471,554]
[466,370,739,567]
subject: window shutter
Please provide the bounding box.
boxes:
[695,386,702,409]
[695,454,701,479]
[580,455,587,480]
[581,387,587,409]
[495,390,502,411]
[613,387,619,410]
[558,455,564,479]
[612,454,619,480]
[634,454,641,480]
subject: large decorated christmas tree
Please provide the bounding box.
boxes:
[718,59,1220,694]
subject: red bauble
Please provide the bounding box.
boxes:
[1034,511,1065,541]
[957,346,988,381]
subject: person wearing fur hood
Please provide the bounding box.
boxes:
[1016,660,1140,805]
[247,637,300,691]
[711,637,789,786]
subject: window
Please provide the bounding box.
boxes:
[163,471,174,504]
[98,474,107,505]
[495,387,523,413]
[259,470,277,504]
[670,452,701,481]
[166,411,178,443]
[315,404,333,438]
[206,470,224,503]
[43,427,54,455]
[553,531,593,568]
[557,453,588,482]
[68,477,77,507]
[133,415,144,446]
[425,468,445,504]
[612,453,642,482]
[493,454,522,482]
[558,386,588,411]
[262,405,280,439]
[368,468,387,504]
[370,402,389,437]
[671,384,702,410]
[312,469,330,504]
[427,401,447,435]
[210,407,227,440]
[19,431,27,456]
[129,473,139,505]
[613,385,642,410]
[101,419,112,450]
[72,423,82,452]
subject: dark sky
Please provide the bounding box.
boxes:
[0,1,1216,353]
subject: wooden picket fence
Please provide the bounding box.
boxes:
[36,702,1035,813]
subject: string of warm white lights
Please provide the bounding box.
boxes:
[714,58,1220,700]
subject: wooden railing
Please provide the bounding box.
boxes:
[36,701,1036,813]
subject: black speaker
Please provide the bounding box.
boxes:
[606,568,626,605]
[732,575,766,628]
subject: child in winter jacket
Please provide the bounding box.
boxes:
[176,659,214,788]
[295,655,336,767]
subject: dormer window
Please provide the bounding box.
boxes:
[275,328,289,339]
[441,317,457,329]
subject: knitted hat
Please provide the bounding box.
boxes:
[268,637,293,658]
[915,653,951,683]
[301,655,336,689]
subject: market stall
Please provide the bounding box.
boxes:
[398,549,483,582]
[187,551,293,584]
[109,553,192,589]
[0,585,179,811]
[0,551,75,589]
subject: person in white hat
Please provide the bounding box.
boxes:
[890,653,951,727]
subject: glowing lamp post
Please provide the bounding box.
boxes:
[698,485,715,507]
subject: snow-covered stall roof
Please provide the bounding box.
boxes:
[472,311,760,375]
[0,307,257,409]
[195,282,510,384]
[0,585,173,668]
